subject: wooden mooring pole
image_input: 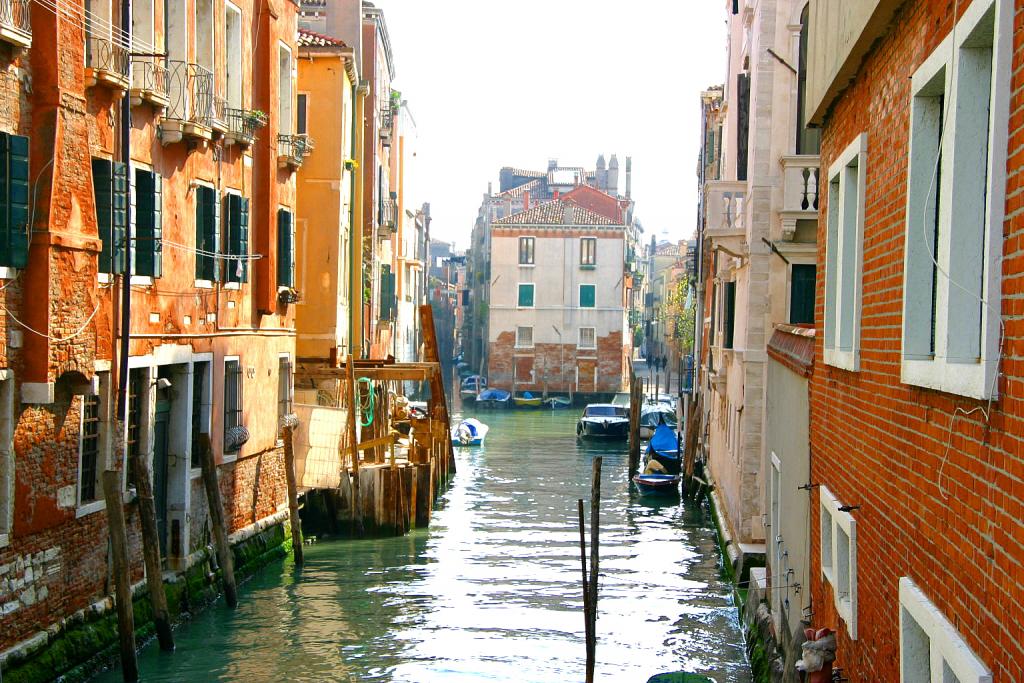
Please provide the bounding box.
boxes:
[133,446,175,650]
[576,499,592,680]
[283,425,304,565]
[628,362,641,478]
[199,434,238,608]
[101,470,138,682]
[587,456,602,683]
[346,355,364,536]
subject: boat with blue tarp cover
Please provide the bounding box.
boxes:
[646,423,681,474]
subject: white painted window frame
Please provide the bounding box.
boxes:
[278,42,294,136]
[518,235,536,266]
[515,325,534,349]
[222,355,242,463]
[899,576,991,682]
[224,1,243,110]
[580,236,597,266]
[578,326,596,350]
[900,0,1010,400]
[76,375,107,518]
[190,354,213,477]
[194,179,218,289]
[819,485,857,639]
[823,133,866,372]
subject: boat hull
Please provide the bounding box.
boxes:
[576,419,630,439]
[633,474,680,495]
[513,397,542,408]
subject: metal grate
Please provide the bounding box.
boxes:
[224,360,242,453]
[80,395,101,503]
[86,36,130,78]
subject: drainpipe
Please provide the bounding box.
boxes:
[349,78,367,360]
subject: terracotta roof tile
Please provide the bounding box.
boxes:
[501,167,546,178]
[767,324,816,377]
[493,198,619,226]
[497,179,542,199]
[298,30,348,48]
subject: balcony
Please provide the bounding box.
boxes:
[704,180,747,242]
[224,108,267,147]
[276,134,313,169]
[130,57,169,109]
[210,94,228,134]
[85,36,130,92]
[159,61,215,144]
[0,0,30,48]
[378,197,397,238]
[780,155,820,240]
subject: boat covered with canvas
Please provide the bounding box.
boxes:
[513,391,542,408]
[645,423,681,474]
[640,402,678,440]
[476,388,511,408]
[451,418,489,446]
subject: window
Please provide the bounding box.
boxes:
[580,237,596,266]
[723,281,736,349]
[517,283,534,308]
[195,0,214,74]
[823,134,866,371]
[134,168,162,278]
[278,355,292,428]
[579,327,596,349]
[130,0,155,91]
[579,284,596,308]
[516,326,533,348]
[126,368,147,487]
[0,133,29,269]
[795,5,821,155]
[819,485,857,639]
[277,208,294,288]
[736,72,750,181]
[379,264,395,320]
[0,376,12,548]
[224,359,242,454]
[518,236,534,265]
[225,193,249,283]
[789,264,815,325]
[79,393,102,505]
[190,361,210,469]
[225,2,242,110]
[195,185,219,281]
[901,0,1009,399]
[279,44,293,135]
[93,157,128,275]
[296,93,308,135]
[899,577,991,682]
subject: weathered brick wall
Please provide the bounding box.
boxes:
[809,0,1024,679]
[488,330,625,393]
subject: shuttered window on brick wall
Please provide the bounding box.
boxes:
[0,133,29,269]
[379,264,396,321]
[195,185,219,281]
[723,281,736,349]
[134,168,162,278]
[789,264,815,325]
[93,157,128,275]
[277,208,294,288]
[225,194,250,283]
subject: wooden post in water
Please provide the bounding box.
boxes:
[346,356,364,536]
[628,362,641,478]
[419,305,455,473]
[283,425,304,565]
[199,434,238,608]
[587,456,602,683]
[102,470,138,682]
[132,444,175,650]
[576,498,592,682]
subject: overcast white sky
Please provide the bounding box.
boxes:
[374,1,727,249]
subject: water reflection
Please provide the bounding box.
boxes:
[93,406,748,683]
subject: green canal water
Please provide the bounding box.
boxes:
[93,406,749,682]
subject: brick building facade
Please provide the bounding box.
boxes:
[0,0,298,662]
[805,0,1020,679]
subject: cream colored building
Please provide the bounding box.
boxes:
[698,0,819,557]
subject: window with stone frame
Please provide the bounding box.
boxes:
[78,393,103,505]
[515,326,533,348]
[518,236,534,265]
[899,577,991,682]
[578,327,596,350]
[580,237,597,266]
[224,359,242,454]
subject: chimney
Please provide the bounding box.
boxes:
[625,156,632,198]
[487,181,492,195]
[563,202,574,224]
[608,154,619,196]
[596,154,607,190]
[548,158,558,171]
[523,190,530,211]
[553,189,559,199]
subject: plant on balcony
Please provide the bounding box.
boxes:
[344,158,359,171]
[246,109,268,127]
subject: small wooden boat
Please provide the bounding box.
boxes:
[544,396,572,409]
[633,473,681,495]
[459,375,486,399]
[476,388,511,408]
[645,424,681,474]
[451,418,489,446]
[513,391,542,408]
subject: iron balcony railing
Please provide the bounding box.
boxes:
[210,93,228,130]
[277,133,313,167]
[86,36,130,84]
[225,108,266,145]
[165,60,214,125]
[378,197,397,232]
[131,56,169,103]
[0,0,31,40]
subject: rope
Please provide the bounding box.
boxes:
[357,377,375,427]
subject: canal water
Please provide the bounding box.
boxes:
[93,405,749,682]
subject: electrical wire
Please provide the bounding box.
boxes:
[160,239,264,261]
[1,282,113,343]
[33,0,156,53]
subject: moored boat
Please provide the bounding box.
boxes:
[640,403,678,440]
[476,388,511,408]
[645,423,681,474]
[632,473,681,496]
[576,403,629,439]
[460,375,487,399]
[513,391,543,408]
[544,395,572,409]
[451,418,489,446]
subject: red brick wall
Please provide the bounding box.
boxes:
[809,1,1024,680]
[488,330,625,393]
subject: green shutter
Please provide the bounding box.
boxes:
[277,209,293,288]
[135,170,162,278]
[379,265,395,320]
[789,264,815,325]
[112,161,127,274]
[195,186,218,281]
[93,159,114,274]
[580,284,595,308]
[518,283,534,307]
[226,195,250,283]
[0,134,29,268]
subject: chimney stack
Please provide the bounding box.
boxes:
[563,202,574,224]
[608,155,620,196]
[596,154,607,190]
[625,156,632,198]
[523,190,530,211]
